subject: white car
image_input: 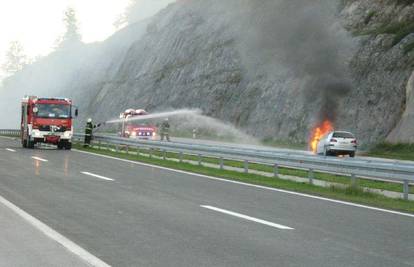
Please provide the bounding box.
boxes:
[316,131,357,157]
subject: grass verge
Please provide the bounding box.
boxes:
[74,143,414,214]
[366,142,414,161]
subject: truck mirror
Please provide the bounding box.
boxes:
[75,109,79,117]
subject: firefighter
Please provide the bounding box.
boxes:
[160,118,171,142]
[84,118,101,147]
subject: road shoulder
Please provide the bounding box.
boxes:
[0,195,103,267]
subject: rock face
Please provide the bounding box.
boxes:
[387,71,414,143]
[1,0,413,146]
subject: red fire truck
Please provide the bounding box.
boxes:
[21,96,78,149]
[119,109,157,139]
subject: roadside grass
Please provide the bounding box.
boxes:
[73,143,414,214]
[366,142,414,161]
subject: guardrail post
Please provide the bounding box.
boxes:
[244,160,249,174]
[308,169,314,185]
[219,157,224,170]
[149,149,152,159]
[198,154,202,166]
[115,144,119,153]
[179,152,183,163]
[163,150,166,160]
[351,174,357,188]
[98,141,101,150]
[137,147,140,157]
[403,180,409,201]
[126,145,129,154]
[274,164,279,178]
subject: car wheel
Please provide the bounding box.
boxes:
[349,152,355,158]
[323,147,329,157]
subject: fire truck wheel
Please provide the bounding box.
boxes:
[28,140,35,149]
[22,139,27,148]
[65,143,72,150]
[57,142,64,150]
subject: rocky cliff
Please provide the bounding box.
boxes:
[1,0,413,146]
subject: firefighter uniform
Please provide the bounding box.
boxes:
[84,119,101,147]
[160,119,170,142]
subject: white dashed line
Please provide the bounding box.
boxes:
[74,149,414,219]
[81,172,115,182]
[6,148,16,152]
[201,205,294,230]
[31,156,48,162]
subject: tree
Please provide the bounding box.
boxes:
[56,6,82,49]
[1,41,28,76]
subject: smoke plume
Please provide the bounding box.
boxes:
[237,0,353,124]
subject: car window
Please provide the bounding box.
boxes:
[320,133,330,141]
[333,132,355,138]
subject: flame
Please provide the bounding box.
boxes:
[310,120,334,153]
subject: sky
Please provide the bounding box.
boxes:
[0,0,173,80]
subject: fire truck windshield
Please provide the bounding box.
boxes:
[35,104,71,119]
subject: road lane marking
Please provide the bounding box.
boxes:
[6,148,16,152]
[81,172,115,181]
[201,205,294,230]
[74,150,414,218]
[32,156,48,162]
[0,194,111,267]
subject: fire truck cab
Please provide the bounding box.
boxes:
[21,96,78,149]
[119,109,157,139]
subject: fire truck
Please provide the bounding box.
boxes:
[119,109,157,139]
[21,96,78,149]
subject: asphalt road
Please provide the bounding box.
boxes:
[0,137,414,267]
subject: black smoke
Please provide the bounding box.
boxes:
[237,0,353,124]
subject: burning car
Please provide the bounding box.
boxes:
[316,131,357,157]
[119,109,157,140]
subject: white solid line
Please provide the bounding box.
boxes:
[81,172,115,181]
[6,148,16,152]
[32,156,48,162]
[73,149,414,219]
[0,194,111,267]
[201,205,294,230]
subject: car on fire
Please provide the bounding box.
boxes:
[316,131,357,157]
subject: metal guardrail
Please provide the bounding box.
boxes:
[73,133,414,201]
[0,129,20,137]
[2,130,412,200]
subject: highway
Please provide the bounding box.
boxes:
[0,136,414,266]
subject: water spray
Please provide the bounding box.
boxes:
[105,109,202,124]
